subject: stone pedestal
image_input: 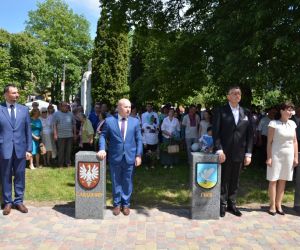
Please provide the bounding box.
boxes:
[190,152,221,220]
[294,153,300,213]
[75,151,106,219]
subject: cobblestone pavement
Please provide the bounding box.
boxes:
[0,204,300,250]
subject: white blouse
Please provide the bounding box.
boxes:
[161,116,180,139]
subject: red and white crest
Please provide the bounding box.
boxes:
[78,162,100,190]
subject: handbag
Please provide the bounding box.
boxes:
[39,142,47,155]
[167,144,179,154]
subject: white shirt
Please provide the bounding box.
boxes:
[142,123,159,145]
[6,101,16,119]
[141,111,159,126]
[229,103,239,125]
[182,114,200,139]
[118,114,128,140]
[161,116,180,139]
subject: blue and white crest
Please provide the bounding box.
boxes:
[196,162,218,189]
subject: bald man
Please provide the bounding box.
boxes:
[97,99,143,216]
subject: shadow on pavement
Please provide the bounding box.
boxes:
[52,202,75,218]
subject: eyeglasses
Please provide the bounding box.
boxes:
[42,111,47,113]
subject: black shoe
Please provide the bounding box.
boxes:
[276,209,285,215]
[268,210,276,216]
[220,205,226,217]
[227,205,242,217]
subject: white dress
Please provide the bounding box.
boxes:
[267,120,297,181]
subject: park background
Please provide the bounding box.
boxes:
[0,0,299,206]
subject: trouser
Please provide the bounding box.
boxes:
[57,137,73,166]
[0,149,26,205]
[110,157,134,207]
[220,159,242,207]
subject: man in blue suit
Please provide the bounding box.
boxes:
[97,98,143,216]
[0,84,32,215]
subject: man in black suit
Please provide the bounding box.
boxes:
[213,86,253,217]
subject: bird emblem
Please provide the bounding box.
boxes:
[199,167,215,183]
[79,164,99,187]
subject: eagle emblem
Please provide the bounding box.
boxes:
[78,162,100,190]
[196,162,218,189]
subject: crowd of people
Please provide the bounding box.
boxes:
[0,84,298,217]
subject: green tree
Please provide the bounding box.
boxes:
[25,0,92,102]
[185,0,300,106]
[92,1,130,107]
[9,32,49,101]
[0,29,15,100]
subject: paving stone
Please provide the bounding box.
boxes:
[0,205,300,249]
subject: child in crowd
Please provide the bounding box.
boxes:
[199,126,213,153]
[142,115,159,169]
[191,126,213,153]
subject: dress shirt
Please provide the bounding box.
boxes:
[118,114,128,140]
[229,103,239,125]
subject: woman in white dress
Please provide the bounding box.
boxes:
[266,102,298,215]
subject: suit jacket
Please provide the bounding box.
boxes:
[0,103,32,159]
[212,103,253,162]
[99,115,143,165]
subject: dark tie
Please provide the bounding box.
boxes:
[10,104,16,127]
[121,118,126,140]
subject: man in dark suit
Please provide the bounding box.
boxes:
[97,98,143,216]
[0,84,32,215]
[213,86,253,217]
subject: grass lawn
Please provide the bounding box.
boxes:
[24,153,296,207]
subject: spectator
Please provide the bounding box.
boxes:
[257,107,277,166]
[100,103,111,117]
[31,101,39,111]
[199,110,212,138]
[89,102,102,132]
[158,105,169,126]
[39,107,55,166]
[29,109,42,169]
[161,108,181,169]
[53,102,76,167]
[266,102,298,215]
[47,104,57,160]
[182,105,201,162]
[199,126,214,153]
[78,113,94,151]
[292,106,300,146]
[73,106,83,146]
[141,102,159,126]
[250,105,260,147]
[130,104,141,124]
[142,114,159,169]
[94,112,107,151]
[70,97,80,111]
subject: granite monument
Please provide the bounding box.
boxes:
[75,151,106,219]
[190,152,221,220]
